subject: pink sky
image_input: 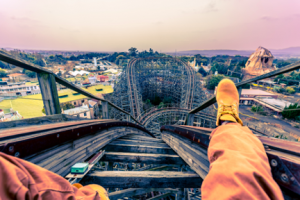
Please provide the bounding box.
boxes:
[0,0,300,52]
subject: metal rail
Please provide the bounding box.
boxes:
[0,50,142,125]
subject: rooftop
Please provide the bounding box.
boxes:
[256,96,292,111]
[63,104,90,115]
[8,73,24,77]
[242,89,274,96]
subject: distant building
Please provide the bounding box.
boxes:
[97,75,109,82]
[0,81,41,97]
[93,57,97,67]
[88,76,97,84]
[68,70,90,77]
[7,73,27,81]
[62,104,91,118]
[239,89,291,113]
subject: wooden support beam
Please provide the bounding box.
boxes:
[37,73,61,115]
[81,171,203,188]
[184,188,190,200]
[102,152,186,165]
[104,144,176,155]
[102,101,108,119]
[187,114,195,126]
[107,162,114,171]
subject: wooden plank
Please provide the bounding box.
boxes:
[81,171,203,188]
[102,152,186,165]
[115,138,164,144]
[120,135,162,140]
[37,129,120,168]
[118,137,164,142]
[109,188,177,200]
[146,192,173,200]
[53,131,127,176]
[104,143,176,155]
[109,140,169,147]
[162,131,209,179]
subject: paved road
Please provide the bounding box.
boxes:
[239,105,300,137]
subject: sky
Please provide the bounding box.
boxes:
[1,0,300,52]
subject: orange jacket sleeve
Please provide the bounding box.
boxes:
[0,152,100,200]
[201,123,284,200]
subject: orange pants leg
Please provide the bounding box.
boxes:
[201,123,284,200]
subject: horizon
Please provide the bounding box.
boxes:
[1,0,300,52]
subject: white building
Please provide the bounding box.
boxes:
[68,70,90,77]
[0,82,41,97]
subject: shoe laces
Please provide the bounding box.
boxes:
[219,104,237,115]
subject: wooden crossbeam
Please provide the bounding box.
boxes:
[109,140,169,147]
[104,144,176,155]
[115,138,164,144]
[109,188,177,200]
[146,192,173,200]
[119,136,164,142]
[102,152,186,164]
[81,171,203,188]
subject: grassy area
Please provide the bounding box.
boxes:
[25,81,39,86]
[0,85,113,119]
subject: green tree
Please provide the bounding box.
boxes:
[206,75,224,90]
[25,70,36,78]
[211,62,228,74]
[251,105,264,113]
[198,67,207,76]
[275,74,285,82]
[158,102,165,108]
[61,102,75,110]
[128,47,138,57]
[286,87,296,94]
[152,94,161,105]
[282,103,300,120]
[149,48,154,55]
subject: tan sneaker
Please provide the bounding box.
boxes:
[216,79,243,126]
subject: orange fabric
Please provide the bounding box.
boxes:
[0,152,100,200]
[201,123,284,200]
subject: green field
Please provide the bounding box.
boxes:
[0,85,113,119]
